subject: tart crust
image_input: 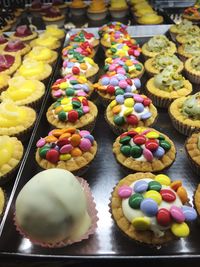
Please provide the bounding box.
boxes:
[0,53,21,76]
[194,184,200,216]
[185,131,200,174]
[185,57,200,84]
[0,188,5,217]
[142,41,177,59]
[177,45,200,61]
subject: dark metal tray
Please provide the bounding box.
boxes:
[0,26,200,263]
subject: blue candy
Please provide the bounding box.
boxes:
[134,78,141,89]
[125,85,132,93]
[110,77,119,86]
[140,198,158,217]
[116,95,124,104]
[74,84,82,90]
[124,92,134,98]
[141,112,152,120]
[153,146,165,158]
[81,84,89,92]
[182,206,197,221]
[101,77,110,86]
[134,180,148,193]
[84,134,94,144]
[134,103,144,113]
[67,62,74,68]
[118,60,125,66]
[117,74,126,81]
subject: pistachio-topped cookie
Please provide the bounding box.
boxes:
[185,56,200,84]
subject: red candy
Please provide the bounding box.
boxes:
[68,110,79,122]
[145,140,159,151]
[126,78,132,86]
[127,130,138,137]
[46,149,59,163]
[128,48,134,56]
[126,115,138,125]
[143,98,151,106]
[160,189,176,202]
[157,208,172,226]
[72,66,80,75]
[72,97,80,102]
[107,85,115,94]
[120,132,128,138]
[57,138,70,147]
[82,98,88,106]
[133,135,146,145]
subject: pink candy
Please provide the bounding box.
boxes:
[119,80,128,89]
[77,91,87,96]
[109,64,116,71]
[117,68,126,75]
[143,148,153,162]
[60,144,73,154]
[83,106,90,113]
[63,61,67,68]
[79,138,92,151]
[36,138,46,148]
[118,185,132,198]
[53,90,63,97]
[134,50,140,57]
[170,206,185,223]
[79,130,90,137]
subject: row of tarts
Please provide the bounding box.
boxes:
[0,21,200,248]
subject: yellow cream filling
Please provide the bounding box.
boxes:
[18,59,45,78]
[27,46,53,61]
[45,25,64,39]
[0,74,8,87]
[35,34,57,47]
[0,136,14,166]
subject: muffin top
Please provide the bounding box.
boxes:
[182,39,200,56]
[170,19,196,33]
[145,35,172,53]
[152,53,182,72]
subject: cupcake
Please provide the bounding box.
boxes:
[69,0,87,16]
[46,96,98,132]
[169,92,200,136]
[0,188,5,219]
[15,59,52,83]
[10,25,38,43]
[94,73,141,106]
[0,53,21,76]
[111,172,197,245]
[35,128,97,175]
[87,0,107,21]
[144,53,184,77]
[109,0,128,19]
[0,136,24,185]
[98,22,128,38]
[185,131,200,174]
[146,66,192,108]
[61,56,99,83]
[106,42,141,58]
[15,169,97,247]
[69,30,99,52]
[42,6,65,27]
[169,19,195,41]
[0,76,45,109]
[25,46,58,65]
[0,73,10,93]
[1,39,31,57]
[182,5,200,22]
[0,100,36,140]
[62,42,95,60]
[142,35,176,60]
[113,127,176,172]
[104,56,144,79]
[51,74,94,100]
[30,34,61,51]
[105,93,158,135]
[185,56,200,84]
[44,25,65,41]
[137,13,163,25]
[176,28,200,45]
[178,39,200,62]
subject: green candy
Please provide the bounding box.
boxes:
[130,145,142,158]
[148,181,162,192]
[159,140,171,151]
[58,111,67,121]
[129,193,144,209]
[74,37,80,42]
[53,102,60,108]
[77,108,84,117]
[39,146,50,159]
[123,65,129,72]
[65,88,75,96]
[68,49,74,55]
[120,136,131,145]
[79,38,85,42]
[70,80,78,85]
[112,55,118,59]
[72,100,81,109]
[158,134,165,140]
[115,88,125,96]
[111,48,117,53]
[120,145,131,156]
[114,115,125,126]
[103,64,109,71]
[79,32,84,37]
[136,64,142,71]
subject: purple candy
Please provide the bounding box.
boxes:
[116,95,124,104]
[182,206,197,221]
[81,84,89,92]
[74,84,82,90]
[110,77,119,86]
[134,180,148,193]
[141,112,152,120]
[134,103,144,113]
[117,43,123,49]
[170,206,185,223]
[133,94,144,102]
[118,59,125,66]
[140,198,158,217]
[79,130,90,137]
[79,138,92,151]
[53,90,63,97]
[124,92,134,98]
[67,62,74,68]
[117,74,126,81]
[119,80,128,89]
[101,77,110,86]
[84,134,94,144]
[125,85,132,93]
[117,68,126,75]
[36,138,46,148]
[153,146,165,158]
[60,144,73,154]
[133,78,141,89]
[118,185,132,198]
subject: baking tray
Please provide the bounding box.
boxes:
[0,25,200,263]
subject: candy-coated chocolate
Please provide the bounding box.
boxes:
[160,189,176,202]
[130,145,142,158]
[124,98,134,107]
[114,115,125,126]
[71,147,82,157]
[145,140,159,151]
[58,111,67,121]
[112,105,121,114]
[143,148,153,162]
[159,140,171,151]
[141,112,152,120]
[128,193,144,209]
[156,208,171,226]
[57,138,70,147]
[79,138,92,151]
[140,198,158,217]
[132,217,150,230]
[46,149,60,163]
[177,186,188,204]
[60,144,73,154]
[170,206,185,223]
[119,136,131,145]
[45,136,58,143]
[144,190,162,205]
[146,131,159,139]
[37,138,46,148]
[68,110,79,122]
[124,107,133,116]
[39,146,50,159]
[171,222,190,237]
[120,145,131,156]
[126,114,138,125]
[79,130,90,137]
[133,180,148,193]
[148,181,162,192]
[70,134,81,146]
[118,185,133,198]
[182,206,197,221]
[155,174,171,186]
[133,135,146,145]
[170,180,182,191]
[84,134,94,143]
[153,146,165,158]
[134,103,144,113]
[116,95,124,104]
[59,154,71,161]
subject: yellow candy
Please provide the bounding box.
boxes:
[124,98,134,107]
[110,100,117,108]
[60,82,67,89]
[146,131,159,139]
[103,33,109,39]
[125,60,133,66]
[118,51,126,57]
[63,105,73,112]
[61,98,70,105]
[171,222,190,237]
[59,154,71,161]
[155,174,171,186]
[144,190,162,205]
[123,45,129,51]
[85,57,94,65]
[134,127,144,133]
[78,96,84,101]
[78,76,87,83]
[132,217,150,230]
[124,107,133,116]
[55,106,63,114]
[106,57,112,64]
[129,66,136,72]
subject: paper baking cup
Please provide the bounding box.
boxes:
[14,177,98,248]
[145,89,173,108]
[169,32,177,42]
[185,70,200,85]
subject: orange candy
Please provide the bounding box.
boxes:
[71,134,81,146]
[51,129,67,137]
[170,180,182,191]
[66,127,76,134]
[112,105,121,114]
[59,132,71,139]
[71,147,82,157]
[55,106,63,114]
[45,135,58,143]
[177,186,188,204]
[80,63,88,70]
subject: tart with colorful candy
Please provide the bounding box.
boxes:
[30,34,61,50]
[25,46,58,65]
[105,42,141,58]
[111,172,197,244]
[35,128,97,175]
[182,4,200,22]
[10,25,38,43]
[105,93,157,135]
[69,30,99,51]
[62,42,95,60]
[98,22,128,37]
[46,96,98,131]
[146,66,192,108]
[1,39,31,57]
[51,74,94,100]
[61,55,99,83]
[0,53,21,76]
[104,56,144,79]
[185,56,200,84]
[0,73,10,93]
[94,73,141,106]
[113,127,176,172]
[0,135,24,185]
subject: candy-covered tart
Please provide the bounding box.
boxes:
[111,172,197,245]
[69,30,99,51]
[169,92,200,136]
[30,34,61,50]
[46,96,98,131]
[185,56,200,84]
[25,46,58,65]
[105,42,141,58]
[178,39,200,61]
[113,127,176,172]
[10,25,38,42]
[142,35,176,59]
[0,136,24,184]
[146,67,192,108]
[105,93,158,135]
[182,5,200,22]
[185,131,200,174]
[51,74,94,99]
[1,39,31,56]
[0,54,21,76]
[62,42,95,60]
[15,59,52,82]
[1,76,45,108]
[98,22,128,37]
[0,73,10,92]
[35,128,97,175]
[0,100,36,140]
[144,53,184,77]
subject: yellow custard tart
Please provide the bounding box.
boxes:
[0,135,24,185]
[0,100,36,140]
[30,34,61,50]
[15,58,52,82]
[44,25,65,40]
[1,76,45,108]
[0,73,10,93]
[25,46,58,65]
